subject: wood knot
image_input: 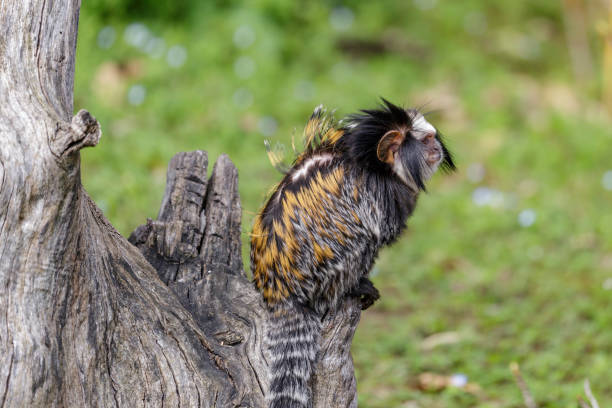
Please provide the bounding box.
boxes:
[51,109,101,159]
[214,330,244,346]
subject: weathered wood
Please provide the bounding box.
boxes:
[128,151,269,407]
[129,150,362,407]
[0,0,362,406]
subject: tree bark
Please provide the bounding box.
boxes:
[0,1,362,407]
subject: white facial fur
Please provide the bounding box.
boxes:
[393,157,437,192]
[391,111,442,191]
[410,113,436,140]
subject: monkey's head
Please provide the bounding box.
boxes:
[342,99,455,191]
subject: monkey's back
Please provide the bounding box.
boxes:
[251,156,386,314]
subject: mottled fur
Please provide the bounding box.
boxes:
[251,100,455,408]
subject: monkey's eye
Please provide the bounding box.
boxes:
[420,133,435,144]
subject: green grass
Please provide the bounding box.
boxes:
[75,1,612,406]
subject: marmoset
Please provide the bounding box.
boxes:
[251,99,455,408]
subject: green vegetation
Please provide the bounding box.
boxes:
[75,1,612,406]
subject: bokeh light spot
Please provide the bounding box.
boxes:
[144,37,166,59]
[127,84,146,106]
[602,170,612,191]
[258,116,278,136]
[97,26,116,49]
[518,209,536,227]
[233,88,254,109]
[124,22,150,49]
[167,45,188,68]
[294,80,315,101]
[234,56,256,79]
[466,163,485,183]
[234,25,256,49]
[330,7,354,31]
[413,0,437,11]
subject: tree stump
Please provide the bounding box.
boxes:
[0,1,362,407]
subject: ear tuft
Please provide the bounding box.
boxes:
[376,130,405,164]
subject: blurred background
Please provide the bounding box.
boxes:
[76,1,612,406]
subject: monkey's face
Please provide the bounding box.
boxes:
[377,111,455,191]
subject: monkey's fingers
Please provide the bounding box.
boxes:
[351,277,380,310]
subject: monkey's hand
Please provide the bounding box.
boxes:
[350,277,380,310]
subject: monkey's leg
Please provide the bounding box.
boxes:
[350,277,380,310]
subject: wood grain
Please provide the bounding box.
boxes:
[0,1,362,406]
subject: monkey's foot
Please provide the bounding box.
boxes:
[350,277,380,310]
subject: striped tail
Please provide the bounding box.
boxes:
[266,304,322,408]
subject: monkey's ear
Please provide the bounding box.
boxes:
[376,130,405,164]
